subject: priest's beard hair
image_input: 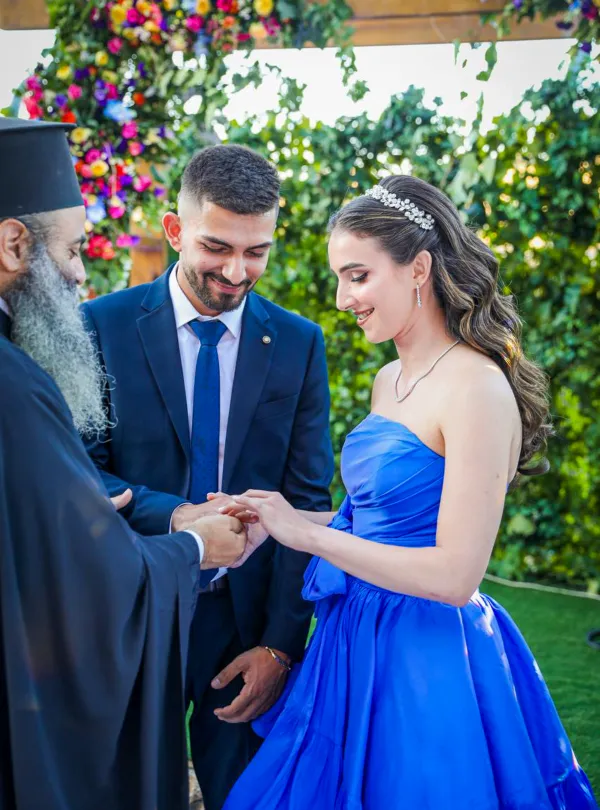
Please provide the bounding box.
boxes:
[6,241,108,437]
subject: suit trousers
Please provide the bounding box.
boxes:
[186,587,262,810]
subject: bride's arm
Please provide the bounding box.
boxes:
[297,510,337,525]
[235,374,518,607]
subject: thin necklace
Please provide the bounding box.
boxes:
[394,341,460,403]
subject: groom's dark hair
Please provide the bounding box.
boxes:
[179,144,280,216]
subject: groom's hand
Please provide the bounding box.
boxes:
[212,646,290,724]
[187,515,246,569]
[171,495,232,532]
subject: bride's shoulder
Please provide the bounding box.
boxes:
[371,361,400,406]
[445,345,518,412]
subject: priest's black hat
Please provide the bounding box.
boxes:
[0,117,84,219]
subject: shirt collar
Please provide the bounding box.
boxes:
[169,263,245,339]
[0,297,11,318]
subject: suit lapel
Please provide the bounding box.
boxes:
[137,267,190,461]
[222,294,276,492]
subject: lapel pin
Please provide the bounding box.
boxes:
[262,335,272,345]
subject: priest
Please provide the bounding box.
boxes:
[0,116,247,810]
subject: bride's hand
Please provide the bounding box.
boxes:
[208,491,259,524]
[229,490,312,552]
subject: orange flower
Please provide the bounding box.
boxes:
[133,91,146,105]
[222,14,236,28]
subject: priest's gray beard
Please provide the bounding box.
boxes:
[5,241,108,437]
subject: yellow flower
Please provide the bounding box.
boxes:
[131,206,144,223]
[56,64,71,81]
[87,194,98,205]
[90,160,109,178]
[110,5,127,25]
[163,0,177,9]
[71,127,91,144]
[136,0,151,14]
[123,28,138,40]
[144,20,160,32]
[170,33,187,50]
[102,70,119,84]
[525,176,539,190]
[253,0,273,15]
[95,51,109,67]
[249,21,268,39]
[196,0,211,13]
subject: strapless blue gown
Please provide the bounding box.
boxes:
[224,414,597,809]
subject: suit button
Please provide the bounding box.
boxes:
[262,335,272,344]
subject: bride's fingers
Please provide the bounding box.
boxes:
[239,489,274,499]
[232,494,265,512]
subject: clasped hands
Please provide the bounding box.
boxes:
[173,489,313,562]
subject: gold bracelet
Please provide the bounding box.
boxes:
[262,645,292,672]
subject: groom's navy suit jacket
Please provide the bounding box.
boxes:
[80,267,334,660]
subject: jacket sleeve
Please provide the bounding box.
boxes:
[80,303,187,535]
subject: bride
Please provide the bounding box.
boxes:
[217,175,597,810]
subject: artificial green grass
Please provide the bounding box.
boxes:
[483,579,600,797]
[187,581,600,798]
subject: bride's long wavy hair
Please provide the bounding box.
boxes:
[329,175,552,476]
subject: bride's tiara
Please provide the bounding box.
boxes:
[364,185,435,231]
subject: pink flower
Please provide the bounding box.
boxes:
[85,148,102,164]
[583,4,597,18]
[122,121,138,139]
[108,203,127,219]
[25,76,42,92]
[216,0,233,10]
[108,37,123,54]
[67,84,82,100]
[116,233,141,248]
[106,83,119,100]
[185,15,203,33]
[129,141,145,157]
[133,175,152,192]
[237,32,251,42]
[126,9,142,24]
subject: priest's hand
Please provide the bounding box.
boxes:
[212,646,290,724]
[187,515,246,569]
[110,488,132,511]
[171,494,233,532]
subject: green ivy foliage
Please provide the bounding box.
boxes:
[224,68,599,590]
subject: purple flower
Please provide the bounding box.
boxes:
[154,187,166,197]
[94,88,108,104]
[513,0,523,8]
[579,41,592,53]
[556,19,574,29]
[55,94,67,107]
[74,68,88,81]
[138,62,147,78]
[120,174,133,187]
[157,126,166,138]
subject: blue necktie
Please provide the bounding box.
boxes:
[188,319,227,506]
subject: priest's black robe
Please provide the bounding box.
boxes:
[0,323,201,810]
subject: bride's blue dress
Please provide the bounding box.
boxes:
[224,414,598,809]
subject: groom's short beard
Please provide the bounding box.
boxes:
[5,240,109,438]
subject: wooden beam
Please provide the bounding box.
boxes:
[0,0,48,30]
[349,13,564,46]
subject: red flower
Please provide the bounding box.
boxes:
[61,110,77,124]
[133,91,146,105]
[24,95,43,119]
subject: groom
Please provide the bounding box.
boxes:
[81,144,334,809]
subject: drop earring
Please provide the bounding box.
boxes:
[416,283,422,308]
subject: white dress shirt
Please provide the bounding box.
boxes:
[0,297,11,316]
[169,265,246,577]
